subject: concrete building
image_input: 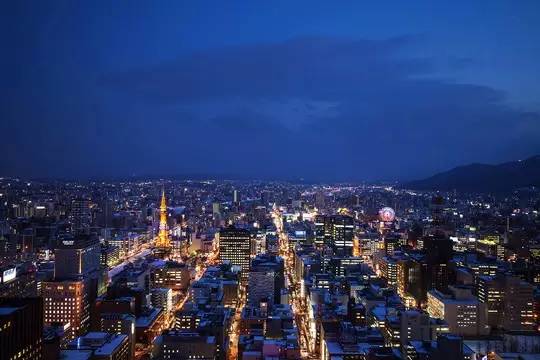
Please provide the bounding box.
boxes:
[157,331,217,360]
[65,332,130,360]
[54,234,100,280]
[150,261,190,291]
[248,254,284,306]
[478,274,535,331]
[427,286,488,336]
[42,279,90,341]
[150,288,173,313]
[0,297,43,360]
[219,226,251,282]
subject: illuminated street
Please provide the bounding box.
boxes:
[168,247,220,328]
[226,286,247,360]
[272,209,316,359]
[108,243,152,278]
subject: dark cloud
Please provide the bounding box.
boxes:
[100,37,540,180]
[2,36,539,181]
[447,56,476,70]
[105,36,432,103]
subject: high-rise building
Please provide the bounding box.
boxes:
[248,269,274,306]
[70,198,91,234]
[43,233,102,343]
[330,215,354,256]
[422,233,454,295]
[502,275,535,331]
[478,274,535,331]
[430,195,444,227]
[260,191,273,206]
[477,275,504,329]
[150,261,191,291]
[314,215,327,246]
[219,226,251,282]
[100,244,121,268]
[328,257,364,278]
[233,190,239,205]
[98,313,136,359]
[150,288,173,313]
[212,202,221,217]
[400,309,448,352]
[98,198,114,228]
[315,191,325,209]
[54,234,100,280]
[426,286,488,336]
[248,254,284,306]
[42,279,90,341]
[384,235,401,257]
[0,262,38,298]
[0,297,43,360]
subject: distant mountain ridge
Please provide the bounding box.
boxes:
[405,155,540,193]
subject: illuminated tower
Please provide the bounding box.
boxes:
[156,189,170,249]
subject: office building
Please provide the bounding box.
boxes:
[150,261,190,291]
[42,279,90,340]
[70,198,91,234]
[151,288,173,313]
[314,215,326,247]
[328,257,364,278]
[64,332,130,360]
[427,286,488,336]
[400,310,449,352]
[157,331,217,360]
[219,226,251,281]
[0,262,37,298]
[101,244,121,268]
[248,254,284,306]
[98,313,136,360]
[233,190,239,205]
[54,234,100,280]
[329,215,354,256]
[0,297,43,360]
[478,274,535,331]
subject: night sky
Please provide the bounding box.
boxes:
[2,1,540,181]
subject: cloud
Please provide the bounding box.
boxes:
[105,36,431,102]
[446,56,476,71]
[2,36,539,181]
[100,36,540,180]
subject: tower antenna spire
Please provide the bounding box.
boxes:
[156,185,170,251]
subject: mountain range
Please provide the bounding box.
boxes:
[404,155,540,193]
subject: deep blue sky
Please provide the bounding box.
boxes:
[2,1,540,181]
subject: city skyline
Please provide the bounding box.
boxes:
[3,2,540,360]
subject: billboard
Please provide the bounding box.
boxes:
[2,268,16,283]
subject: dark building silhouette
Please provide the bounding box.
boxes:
[315,215,354,256]
[0,297,43,360]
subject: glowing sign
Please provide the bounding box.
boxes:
[2,268,16,283]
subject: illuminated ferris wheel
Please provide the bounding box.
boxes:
[379,207,395,222]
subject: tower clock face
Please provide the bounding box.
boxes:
[379,207,395,222]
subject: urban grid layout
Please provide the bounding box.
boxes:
[2,180,540,360]
[2,2,540,360]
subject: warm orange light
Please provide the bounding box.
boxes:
[156,188,171,249]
